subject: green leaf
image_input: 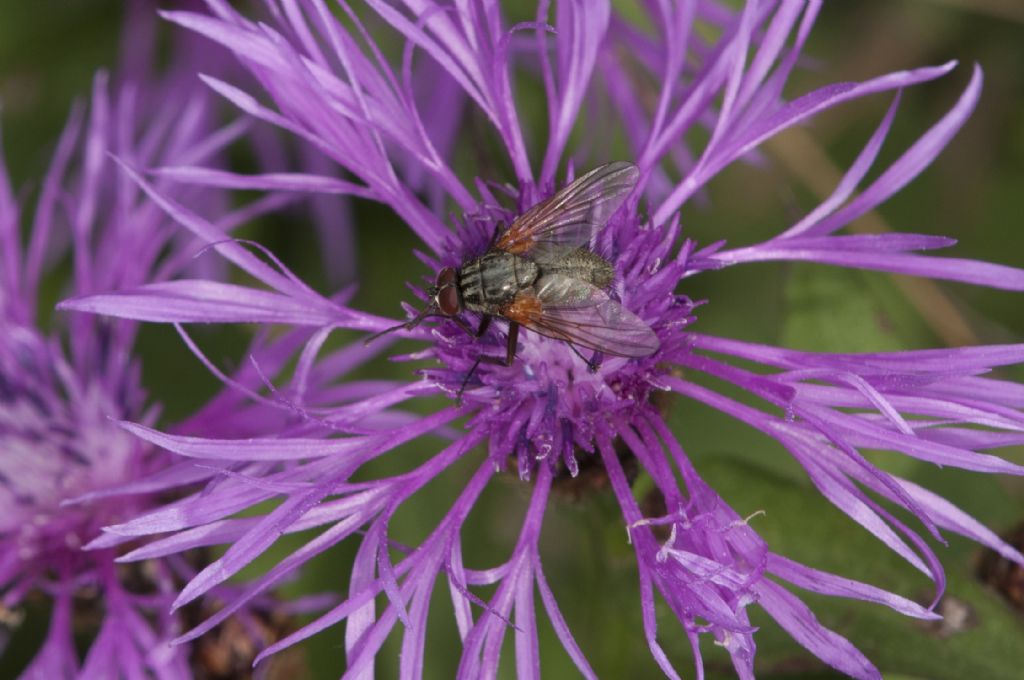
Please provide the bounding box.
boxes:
[781,265,934,354]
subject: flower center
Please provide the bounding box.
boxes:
[416,212,698,477]
[0,327,143,570]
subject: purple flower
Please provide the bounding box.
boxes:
[0,28,312,677]
[64,1,1024,678]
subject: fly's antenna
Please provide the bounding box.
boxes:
[364,302,438,345]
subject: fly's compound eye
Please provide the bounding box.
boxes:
[436,267,457,287]
[437,284,461,316]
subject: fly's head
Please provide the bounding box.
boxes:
[432,267,462,317]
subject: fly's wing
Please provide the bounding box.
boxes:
[495,162,639,260]
[501,274,659,358]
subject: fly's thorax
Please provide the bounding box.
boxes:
[460,250,539,312]
[542,248,615,289]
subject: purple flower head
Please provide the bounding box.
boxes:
[64,1,1024,678]
[0,24,309,677]
[398,165,686,474]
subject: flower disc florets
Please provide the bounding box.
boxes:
[416,193,698,478]
[0,324,148,575]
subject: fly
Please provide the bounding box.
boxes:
[367,161,659,393]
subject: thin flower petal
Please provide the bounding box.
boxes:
[59,280,346,326]
[755,580,881,680]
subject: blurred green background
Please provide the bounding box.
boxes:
[1,0,1023,678]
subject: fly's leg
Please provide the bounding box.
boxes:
[456,357,483,406]
[364,310,442,344]
[457,322,518,404]
[496,321,518,366]
[566,344,603,373]
[449,316,474,337]
[450,315,491,339]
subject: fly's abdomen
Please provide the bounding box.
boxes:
[460,251,539,311]
[544,249,615,289]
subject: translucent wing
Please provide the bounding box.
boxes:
[496,162,639,260]
[501,274,659,358]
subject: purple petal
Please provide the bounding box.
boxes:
[59,280,345,326]
[781,92,901,237]
[711,242,1024,291]
[152,165,378,199]
[896,478,1024,566]
[533,558,598,680]
[755,580,881,680]
[110,157,311,295]
[654,61,958,222]
[120,420,389,461]
[347,527,382,680]
[768,554,939,619]
[540,0,610,183]
[811,64,983,236]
